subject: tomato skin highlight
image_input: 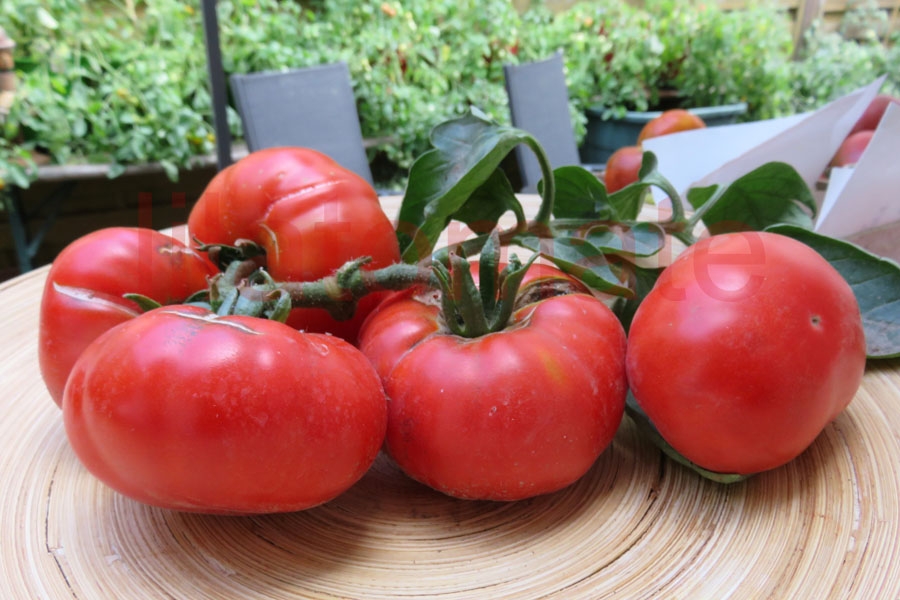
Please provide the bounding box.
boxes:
[625,232,867,475]
[604,145,643,193]
[187,147,401,342]
[63,305,387,514]
[358,265,627,501]
[39,227,217,406]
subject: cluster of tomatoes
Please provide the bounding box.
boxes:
[605,94,900,188]
[38,147,867,515]
[603,108,707,193]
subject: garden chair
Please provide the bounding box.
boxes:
[503,52,602,192]
[229,62,374,186]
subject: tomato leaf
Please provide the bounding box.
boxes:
[690,162,818,234]
[608,151,682,222]
[122,293,162,313]
[452,168,526,235]
[626,394,750,484]
[634,152,685,217]
[397,108,530,263]
[551,153,665,223]
[766,224,900,359]
[513,234,631,296]
[685,184,718,213]
[584,222,667,258]
[606,184,650,223]
[547,221,666,259]
[552,166,613,220]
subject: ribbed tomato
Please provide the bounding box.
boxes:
[63,304,387,514]
[358,262,627,501]
[187,147,400,342]
[39,227,217,406]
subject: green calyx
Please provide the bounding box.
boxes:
[210,264,293,322]
[432,230,537,338]
[194,238,266,272]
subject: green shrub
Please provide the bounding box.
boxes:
[521,1,664,121]
[526,0,796,122]
[1,0,215,182]
[789,0,900,113]
[0,0,896,191]
[662,0,796,120]
[1,0,527,186]
[308,0,524,173]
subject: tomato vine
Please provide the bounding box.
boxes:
[172,109,900,361]
[395,108,900,359]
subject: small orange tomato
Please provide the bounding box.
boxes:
[604,145,644,193]
[849,94,900,135]
[637,109,706,144]
[830,130,874,168]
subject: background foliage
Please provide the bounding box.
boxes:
[1,0,898,189]
[790,0,900,113]
[2,0,215,185]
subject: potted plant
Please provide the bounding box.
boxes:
[532,0,795,163]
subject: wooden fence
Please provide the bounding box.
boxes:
[718,0,900,41]
[519,0,900,45]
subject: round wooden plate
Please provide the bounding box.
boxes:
[3,199,899,599]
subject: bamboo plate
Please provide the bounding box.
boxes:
[2,197,900,599]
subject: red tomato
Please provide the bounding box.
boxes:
[187,147,401,342]
[637,108,706,143]
[39,227,217,407]
[626,232,867,475]
[358,263,628,501]
[604,145,643,193]
[849,93,900,135]
[63,305,387,514]
[830,129,874,167]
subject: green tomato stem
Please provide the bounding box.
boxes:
[523,136,555,227]
[222,259,441,322]
[240,229,530,338]
[431,242,535,338]
[434,254,491,337]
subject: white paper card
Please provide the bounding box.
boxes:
[814,102,900,238]
[642,77,887,215]
[643,113,808,200]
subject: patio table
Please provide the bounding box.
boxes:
[1,195,899,599]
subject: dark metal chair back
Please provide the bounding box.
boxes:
[230,62,373,185]
[503,52,583,192]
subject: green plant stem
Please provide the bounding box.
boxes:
[685,188,722,233]
[644,176,697,247]
[525,137,556,227]
[226,230,540,336]
[285,260,438,303]
[666,223,696,248]
[227,259,441,321]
